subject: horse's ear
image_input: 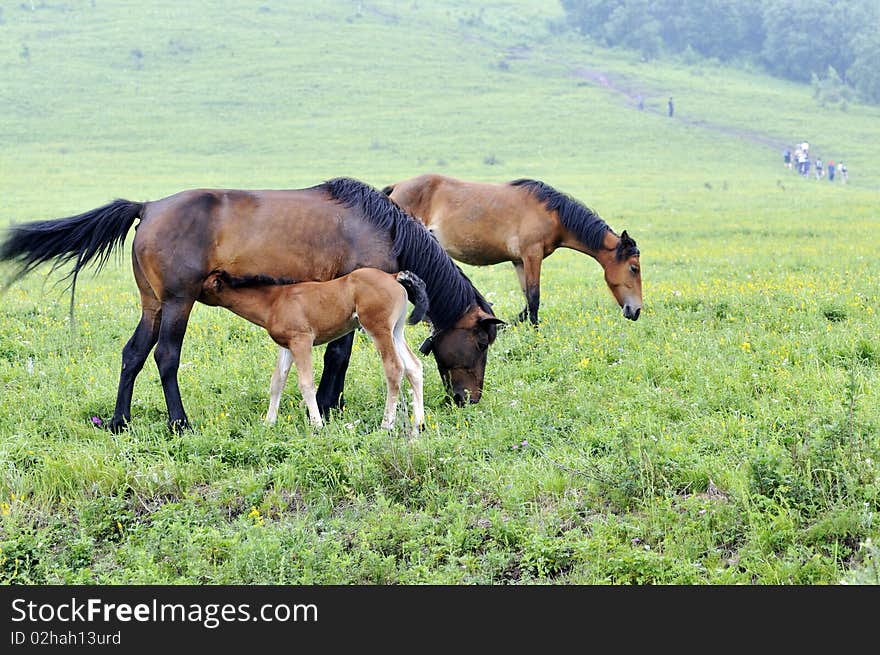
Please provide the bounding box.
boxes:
[478,315,505,344]
[419,336,434,355]
[618,231,638,258]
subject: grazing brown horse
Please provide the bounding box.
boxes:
[202,268,427,436]
[0,178,502,432]
[383,174,642,325]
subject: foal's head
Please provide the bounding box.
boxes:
[420,304,504,406]
[603,231,642,321]
[199,270,296,307]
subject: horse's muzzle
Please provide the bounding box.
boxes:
[451,391,479,406]
[623,305,641,321]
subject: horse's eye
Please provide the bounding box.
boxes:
[630,265,639,275]
[476,334,489,351]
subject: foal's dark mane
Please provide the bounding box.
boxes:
[510,179,611,252]
[319,177,496,334]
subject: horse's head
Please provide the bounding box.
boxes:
[419,304,504,406]
[603,230,642,321]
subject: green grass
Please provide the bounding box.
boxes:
[0,1,878,584]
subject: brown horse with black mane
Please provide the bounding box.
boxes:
[0,178,502,432]
[382,174,642,325]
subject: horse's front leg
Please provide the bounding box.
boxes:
[315,331,355,419]
[513,253,543,326]
[153,297,196,433]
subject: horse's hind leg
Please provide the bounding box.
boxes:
[367,327,404,431]
[396,333,424,436]
[389,308,423,435]
[316,331,355,419]
[265,346,293,425]
[153,297,196,432]
[109,302,161,433]
[287,338,322,428]
[109,259,162,433]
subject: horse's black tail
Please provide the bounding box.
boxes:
[0,199,144,318]
[380,184,395,196]
[396,270,429,325]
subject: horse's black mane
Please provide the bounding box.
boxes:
[510,179,612,253]
[318,177,495,334]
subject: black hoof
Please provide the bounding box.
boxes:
[168,417,191,433]
[107,416,130,434]
[512,309,540,327]
[318,394,345,421]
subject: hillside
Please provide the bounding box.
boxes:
[2,1,878,204]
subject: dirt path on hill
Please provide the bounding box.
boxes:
[570,67,790,151]
[362,6,793,155]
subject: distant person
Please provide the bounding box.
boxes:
[783,148,791,168]
[827,160,835,181]
[839,162,847,183]
[814,157,823,179]
[667,97,674,117]
[797,150,808,176]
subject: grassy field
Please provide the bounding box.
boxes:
[1,1,878,584]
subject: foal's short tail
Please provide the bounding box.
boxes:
[0,199,144,319]
[380,184,395,196]
[395,270,429,325]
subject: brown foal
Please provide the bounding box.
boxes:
[202,268,427,436]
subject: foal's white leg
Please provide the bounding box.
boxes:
[289,339,323,428]
[394,322,424,437]
[265,346,293,425]
[400,342,424,436]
